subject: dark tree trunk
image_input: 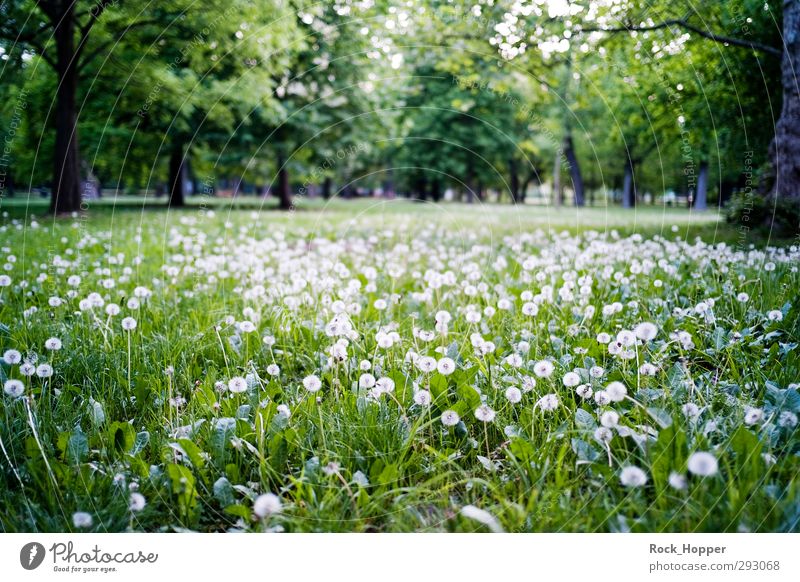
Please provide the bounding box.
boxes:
[622,158,637,208]
[765,1,800,202]
[50,5,82,215]
[720,179,735,205]
[415,176,428,201]
[277,156,292,210]
[509,158,520,203]
[322,176,332,199]
[694,161,709,210]
[563,134,585,207]
[168,141,186,207]
[431,180,442,202]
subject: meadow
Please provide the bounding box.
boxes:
[0,200,798,532]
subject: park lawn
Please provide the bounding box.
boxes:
[0,201,798,532]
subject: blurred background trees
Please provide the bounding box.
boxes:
[0,0,794,228]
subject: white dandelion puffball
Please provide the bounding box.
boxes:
[505,386,522,404]
[600,410,620,428]
[3,349,22,364]
[45,337,63,351]
[533,360,554,378]
[474,404,496,423]
[121,317,137,331]
[226,376,248,393]
[562,372,580,387]
[72,511,93,528]
[358,373,376,389]
[687,451,719,477]
[744,407,764,425]
[36,364,53,378]
[129,493,146,512]
[4,379,25,398]
[416,356,436,373]
[253,492,282,518]
[437,357,456,375]
[634,322,658,341]
[605,381,627,402]
[441,410,460,427]
[536,393,559,412]
[303,374,322,393]
[266,364,280,377]
[413,390,431,406]
[620,466,648,488]
[669,472,687,490]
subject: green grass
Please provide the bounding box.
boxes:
[0,200,797,532]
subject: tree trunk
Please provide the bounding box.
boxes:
[322,176,332,199]
[765,1,800,202]
[431,180,442,202]
[622,158,636,208]
[563,134,585,206]
[277,156,292,210]
[49,5,82,215]
[694,160,708,211]
[415,176,428,201]
[168,141,186,207]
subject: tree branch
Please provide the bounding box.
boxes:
[579,18,781,57]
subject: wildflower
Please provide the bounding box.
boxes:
[437,357,456,375]
[687,451,719,477]
[72,512,93,528]
[253,493,282,518]
[263,335,276,346]
[767,310,783,322]
[228,377,248,393]
[44,337,62,351]
[303,375,322,393]
[600,410,620,427]
[441,410,460,426]
[668,472,687,490]
[266,364,280,376]
[536,393,559,411]
[129,493,146,512]
[533,360,554,378]
[4,379,24,398]
[619,466,648,488]
[504,354,523,368]
[593,427,613,443]
[505,386,522,403]
[594,390,611,406]
[121,317,137,331]
[3,349,22,364]
[605,381,627,402]
[562,372,580,387]
[589,366,605,378]
[634,322,658,341]
[744,407,764,426]
[576,384,593,399]
[416,356,436,373]
[277,404,291,418]
[359,373,376,389]
[474,405,496,422]
[413,390,431,406]
[19,363,35,376]
[36,364,53,378]
[375,377,395,393]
